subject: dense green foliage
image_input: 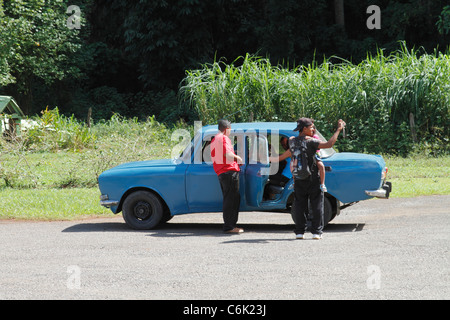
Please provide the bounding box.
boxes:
[182,48,449,155]
[0,0,83,114]
[0,0,449,155]
[0,109,178,189]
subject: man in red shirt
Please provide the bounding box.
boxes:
[210,119,244,233]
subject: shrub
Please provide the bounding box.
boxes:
[0,112,180,189]
[22,107,96,152]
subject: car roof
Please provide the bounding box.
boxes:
[201,122,298,136]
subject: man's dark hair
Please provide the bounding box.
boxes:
[293,117,314,132]
[218,119,231,132]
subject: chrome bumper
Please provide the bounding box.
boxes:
[365,182,392,199]
[100,200,119,208]
[100,194,119,208]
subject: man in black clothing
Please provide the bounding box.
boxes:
[290,118,345,240]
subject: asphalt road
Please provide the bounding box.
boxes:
[0,195,448,300]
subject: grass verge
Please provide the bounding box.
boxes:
[0,188,113,220]
[384,155,450,198]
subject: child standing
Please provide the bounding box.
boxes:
[313,134,327,193]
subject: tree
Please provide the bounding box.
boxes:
[0,0,83,114]
[437,5,450,35]
[334,0,345,28]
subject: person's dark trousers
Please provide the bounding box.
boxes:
[292,176,324,235]
[218,171,240,231]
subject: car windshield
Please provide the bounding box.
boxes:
[179,140,194,161]
[314,130,336,159]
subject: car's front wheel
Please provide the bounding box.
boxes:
[122,191,163,230]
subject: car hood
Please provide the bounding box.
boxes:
[325,152,386,168]
[110,158,176,171]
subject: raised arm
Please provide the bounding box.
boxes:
[318,119,346,149]
[269,149,291,163]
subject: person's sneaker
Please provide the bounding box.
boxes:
[312,234,322,240]
[320,184,327,192]
[225,227,244,234]
[295,234,305,239]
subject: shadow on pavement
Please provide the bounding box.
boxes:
[62,220,365,237]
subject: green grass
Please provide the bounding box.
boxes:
[384,155,450,198]
[0,188,112,220]
[0,113,178,221]
[0,151,94,189]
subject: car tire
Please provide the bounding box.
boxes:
[323,197,332,227]
[290,196,333,227]
[122,191,163,230]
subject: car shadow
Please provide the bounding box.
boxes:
[148,222,293,238]
[149,222,365,238]
[62,220,365,238]
[325,222,365,233]
[62,221,136,233]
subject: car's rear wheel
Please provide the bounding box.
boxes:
[122,191,163,230]
[323,197,333,226]
[290,196,333,227]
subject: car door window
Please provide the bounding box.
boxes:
[202,137,213,164]
[247,134,269,165]
[201,134,243,165]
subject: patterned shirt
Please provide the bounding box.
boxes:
[289,136,320,177]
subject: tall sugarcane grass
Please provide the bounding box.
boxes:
[181,45,450,155]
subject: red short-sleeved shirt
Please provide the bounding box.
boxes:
[210,132,240,176]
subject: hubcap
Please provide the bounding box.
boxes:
[134,201,152,220]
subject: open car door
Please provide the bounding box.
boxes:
[245,134,270,207]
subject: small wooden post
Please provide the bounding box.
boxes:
[87,107,92,128]
[409,112,418,143]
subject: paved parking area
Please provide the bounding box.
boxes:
[0,195,448,300]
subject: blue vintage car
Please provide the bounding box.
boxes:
[98,122,392,229]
